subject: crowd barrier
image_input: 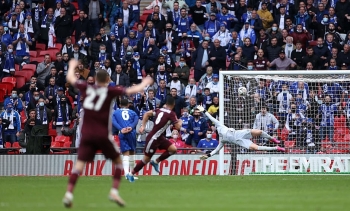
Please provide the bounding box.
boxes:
[0,154,232,176]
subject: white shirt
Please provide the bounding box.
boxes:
[279,15,285,30]
[202,49,208,68]
[123,9,129,26]
[277,91,293,112]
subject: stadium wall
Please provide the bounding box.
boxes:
[0,155,231,176]
[236,154,350,175]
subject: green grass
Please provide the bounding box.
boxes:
[1,176,350,211]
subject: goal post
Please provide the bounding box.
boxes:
[218,70,350,175]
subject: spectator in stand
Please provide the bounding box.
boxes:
[282,36,295,59]
[196,129,218,153]
[54,0,63,18]
[54,8,72,44]
[61,0,77,17]
[162,88,186,118]
[291,41,305,69]
[253,105,279,144]
[112,64,130,87]
[111,17,129,42]
[44,77,59,110]
[302,47,321,69]
[206,74,220,98]
[186,108,208,147]
[141,38,159,72]
[75,60,90,79]
[174,57,190,86]
[2,44,15,78]
[339,44,350,68]
[269,49,296,70]
[0,102,21,145]
[192,40,210,82]
[160,23,179,62]
[160,47,176,71]
[35,97,52,126]
[53,96,71,136]
[290,24,312,50]
[168,72,185,96]
[208,96,219,115]
[23,12,39,50]
[12,24,32,67]
[0,25,12,46]
[72,10,89,43]
[36,54,55,85]
[169,129,185,154]
[71,44,88,67]
[266,23,282,45]
[155,79,168,102]
[254,49,270,70]
[313,37,331,66]
[179,107,192,142]
[239,21,256,44]
[187,96,197,115]
[203,13,220,38]
[88,0,103,38]
[257,2,273,30]
[189,0,207,31]
[317,95,338,144]
[184,78,198,105]
[176,33,195,67]
[61,37,73,56]
[265,37,282,63]
[19,76,45,93]
[119,1,136,30]
[4,89,24,113]
[325,33,342,53]
[242,37,256,61]
[255,28,269,52]
[123,60,138,85]
[208,39,226,73]
[277,84,293,126]
[274,6,291,31]
[175,8,193,37]
[38,8,55,47]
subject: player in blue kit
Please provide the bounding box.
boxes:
[112,99,139,176]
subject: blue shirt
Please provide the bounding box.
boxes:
[197,138,218,149]
[112,108,139,132]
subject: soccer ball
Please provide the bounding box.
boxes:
[238,87,247,96]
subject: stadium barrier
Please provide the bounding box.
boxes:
[0,154,232,176]
[236,154,350,175]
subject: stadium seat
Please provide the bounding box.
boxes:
[2,77,16,88]
[14,70,32,81]
[73,15,79,21]
[31,56,45,63]
[5,142,11,148]
[0,83,14,95]
[20,110,27,125]
[48,43,62,51]
[55,135,70,143]
[309,41,317,47]
[284,141,295,148]
[36,43,46,51]
[15,64,20,71]
[0,89,5,103]
[22,64,36,72]
[15,76,26,89]
[51,141,63,147]
[39,50,51,57]
[29,51,37,58]
[72,2,78,9]
[71,36,76,44]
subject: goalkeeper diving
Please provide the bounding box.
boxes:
[196,105,285,160]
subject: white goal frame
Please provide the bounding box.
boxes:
[218,70,350,175]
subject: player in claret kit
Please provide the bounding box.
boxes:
[195,105,285,161]
[126,96,183,182]
[62,59,153,208]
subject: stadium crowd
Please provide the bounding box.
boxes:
[0,0,350,154]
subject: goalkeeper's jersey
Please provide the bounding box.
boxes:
[217,125,236,143]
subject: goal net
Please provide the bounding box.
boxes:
[218,71,350,175]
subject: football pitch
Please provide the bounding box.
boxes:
[1,176,349,211]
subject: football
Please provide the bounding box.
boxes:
[238,87,247,95]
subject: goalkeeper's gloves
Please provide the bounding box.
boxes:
[200,153,211,160]
[196,105,207,113]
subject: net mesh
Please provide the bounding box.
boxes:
[220,72,350,175]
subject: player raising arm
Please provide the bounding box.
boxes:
[62,59,153,208]
[195,105,285,160]
[126,96,183,182]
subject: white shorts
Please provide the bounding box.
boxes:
[218,126,253,149]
